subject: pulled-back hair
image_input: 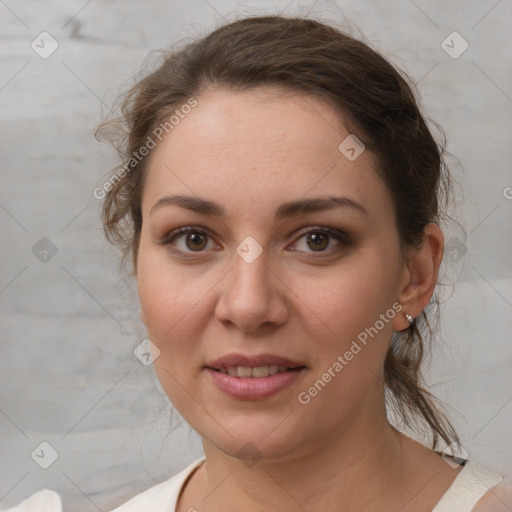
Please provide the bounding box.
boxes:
[97,15,459,449]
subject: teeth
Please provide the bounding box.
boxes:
[218,365,291,377]
[237,366,253,378]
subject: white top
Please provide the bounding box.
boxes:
[107,457,505,512]
[1,489,62,512]
[2,457,505,512]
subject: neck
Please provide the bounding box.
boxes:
[196,410,408,512]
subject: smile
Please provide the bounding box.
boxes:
[213,365,300,378]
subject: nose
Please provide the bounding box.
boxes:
[214,248,289,332]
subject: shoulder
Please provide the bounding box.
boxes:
[108,457,206,512]
[432,460,507,512]
[471,477,512,512]
[1,489,62,512]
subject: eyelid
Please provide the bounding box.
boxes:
[291,225,350,243]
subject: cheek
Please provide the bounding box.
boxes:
[298,276,396,417]
[295,251,398,334]
[293,250,399,382]
[136,243,220,392]
[137,246,195,348]
[136,251,201,403]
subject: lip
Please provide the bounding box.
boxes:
[204,352,307,400]
[206,353,305,370]
[205,367,307,400]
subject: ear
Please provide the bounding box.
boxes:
[392,223,444,331]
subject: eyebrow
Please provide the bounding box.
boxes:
[149,194,368,219]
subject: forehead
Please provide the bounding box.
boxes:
[141,87,392,222]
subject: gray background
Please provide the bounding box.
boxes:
[1,1,511,511]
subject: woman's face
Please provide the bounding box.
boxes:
[137,87,409,461]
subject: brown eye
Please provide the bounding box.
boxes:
[161,227,215,254]
[185,232,208,251]
[306,232,329,251]
[292,227,350,256]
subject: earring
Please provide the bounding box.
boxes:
[405,313,414,325]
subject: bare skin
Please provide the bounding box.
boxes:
[136,86,465,511]
[473,479,512,511]
[176,435,465,512]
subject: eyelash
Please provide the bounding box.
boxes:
[158,225,351,259]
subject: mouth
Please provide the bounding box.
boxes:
[204,353,307,399]
[207,365,306,378]
[206,353,305,372]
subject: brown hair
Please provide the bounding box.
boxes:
[97,15,459,449]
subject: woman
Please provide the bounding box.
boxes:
[96,15,511,512]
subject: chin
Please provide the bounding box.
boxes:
[206,432,302,465]
[191,405,309,463]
